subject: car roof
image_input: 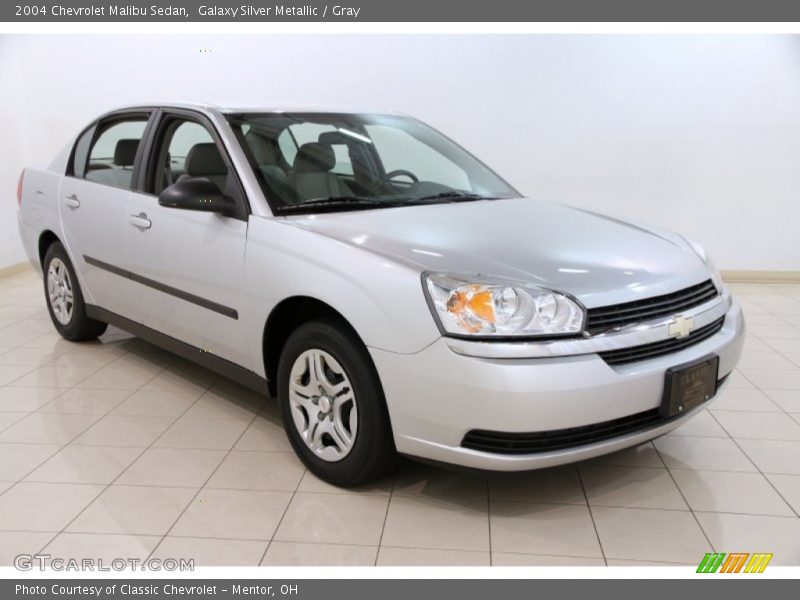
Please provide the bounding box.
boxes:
[104,102,401,115]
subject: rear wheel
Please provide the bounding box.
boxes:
[43,242,107,341]
[277,320,398,486]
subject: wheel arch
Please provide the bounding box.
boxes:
[38,230,61,265]
[262,295,367,397]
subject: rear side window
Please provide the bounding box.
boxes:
[84,118,148,190]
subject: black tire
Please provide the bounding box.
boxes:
[277,319,398,487]
[42,242,107,342]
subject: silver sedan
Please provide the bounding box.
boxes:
[16,103,744,485]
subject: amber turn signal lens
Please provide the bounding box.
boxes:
[467,290,496,322]
[446,287,497,327]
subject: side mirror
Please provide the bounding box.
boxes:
[158,177,237,216]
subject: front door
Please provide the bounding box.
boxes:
[124,111,250,368]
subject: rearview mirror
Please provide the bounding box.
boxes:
[158,177,237,216]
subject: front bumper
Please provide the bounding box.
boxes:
[370,297,744,471]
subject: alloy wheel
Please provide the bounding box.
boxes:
[288,348,358,462]
[47,258,74,325]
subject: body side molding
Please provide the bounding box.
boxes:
[83,255,238,319]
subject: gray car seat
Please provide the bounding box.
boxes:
[179,143,228,190]
[288,143,352,201]
[244,130,291,194]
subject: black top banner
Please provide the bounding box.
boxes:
[5,0,800,22]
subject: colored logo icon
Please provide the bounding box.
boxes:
[697,553,773,573]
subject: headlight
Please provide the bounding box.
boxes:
[423,273,585,338]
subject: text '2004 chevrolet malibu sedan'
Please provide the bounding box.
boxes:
[16,103,744,486]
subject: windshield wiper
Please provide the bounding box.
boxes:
[278,192,510,215]
[411,192,503,203]
[278,196,404,214]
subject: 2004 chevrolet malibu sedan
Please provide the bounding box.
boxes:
[16,103,744,486]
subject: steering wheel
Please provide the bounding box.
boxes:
[382,169,419,184]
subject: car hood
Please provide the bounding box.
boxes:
[284,198,711,308]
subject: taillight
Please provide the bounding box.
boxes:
[16,170,25,207]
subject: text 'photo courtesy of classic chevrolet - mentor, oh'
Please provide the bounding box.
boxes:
[16,104,744,486]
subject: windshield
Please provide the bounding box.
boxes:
[226,112,519,213]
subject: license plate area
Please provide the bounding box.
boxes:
[661,354,720,418]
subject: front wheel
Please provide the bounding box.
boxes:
[43,242,107,341]
[277,320,398,487]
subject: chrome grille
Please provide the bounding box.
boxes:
[586,279,719,334]
[598,316,725,366]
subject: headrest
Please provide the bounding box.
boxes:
[293,143,336,173]
[185,143,227,176]
[113,139,140,167]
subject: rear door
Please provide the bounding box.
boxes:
[59,112,153,317]
[124,109,251,368]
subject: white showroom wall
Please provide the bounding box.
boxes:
[0,37,35,270]
[1,34,799,272]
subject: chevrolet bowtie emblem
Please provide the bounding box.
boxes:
[668,315,695,338]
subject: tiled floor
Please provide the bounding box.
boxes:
[1,269,799,567]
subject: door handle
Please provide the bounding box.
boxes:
[128,213,152,230]
[64,194,80,209]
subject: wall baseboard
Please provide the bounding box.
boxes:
[721,270,800,283]
[0,262,33,279]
